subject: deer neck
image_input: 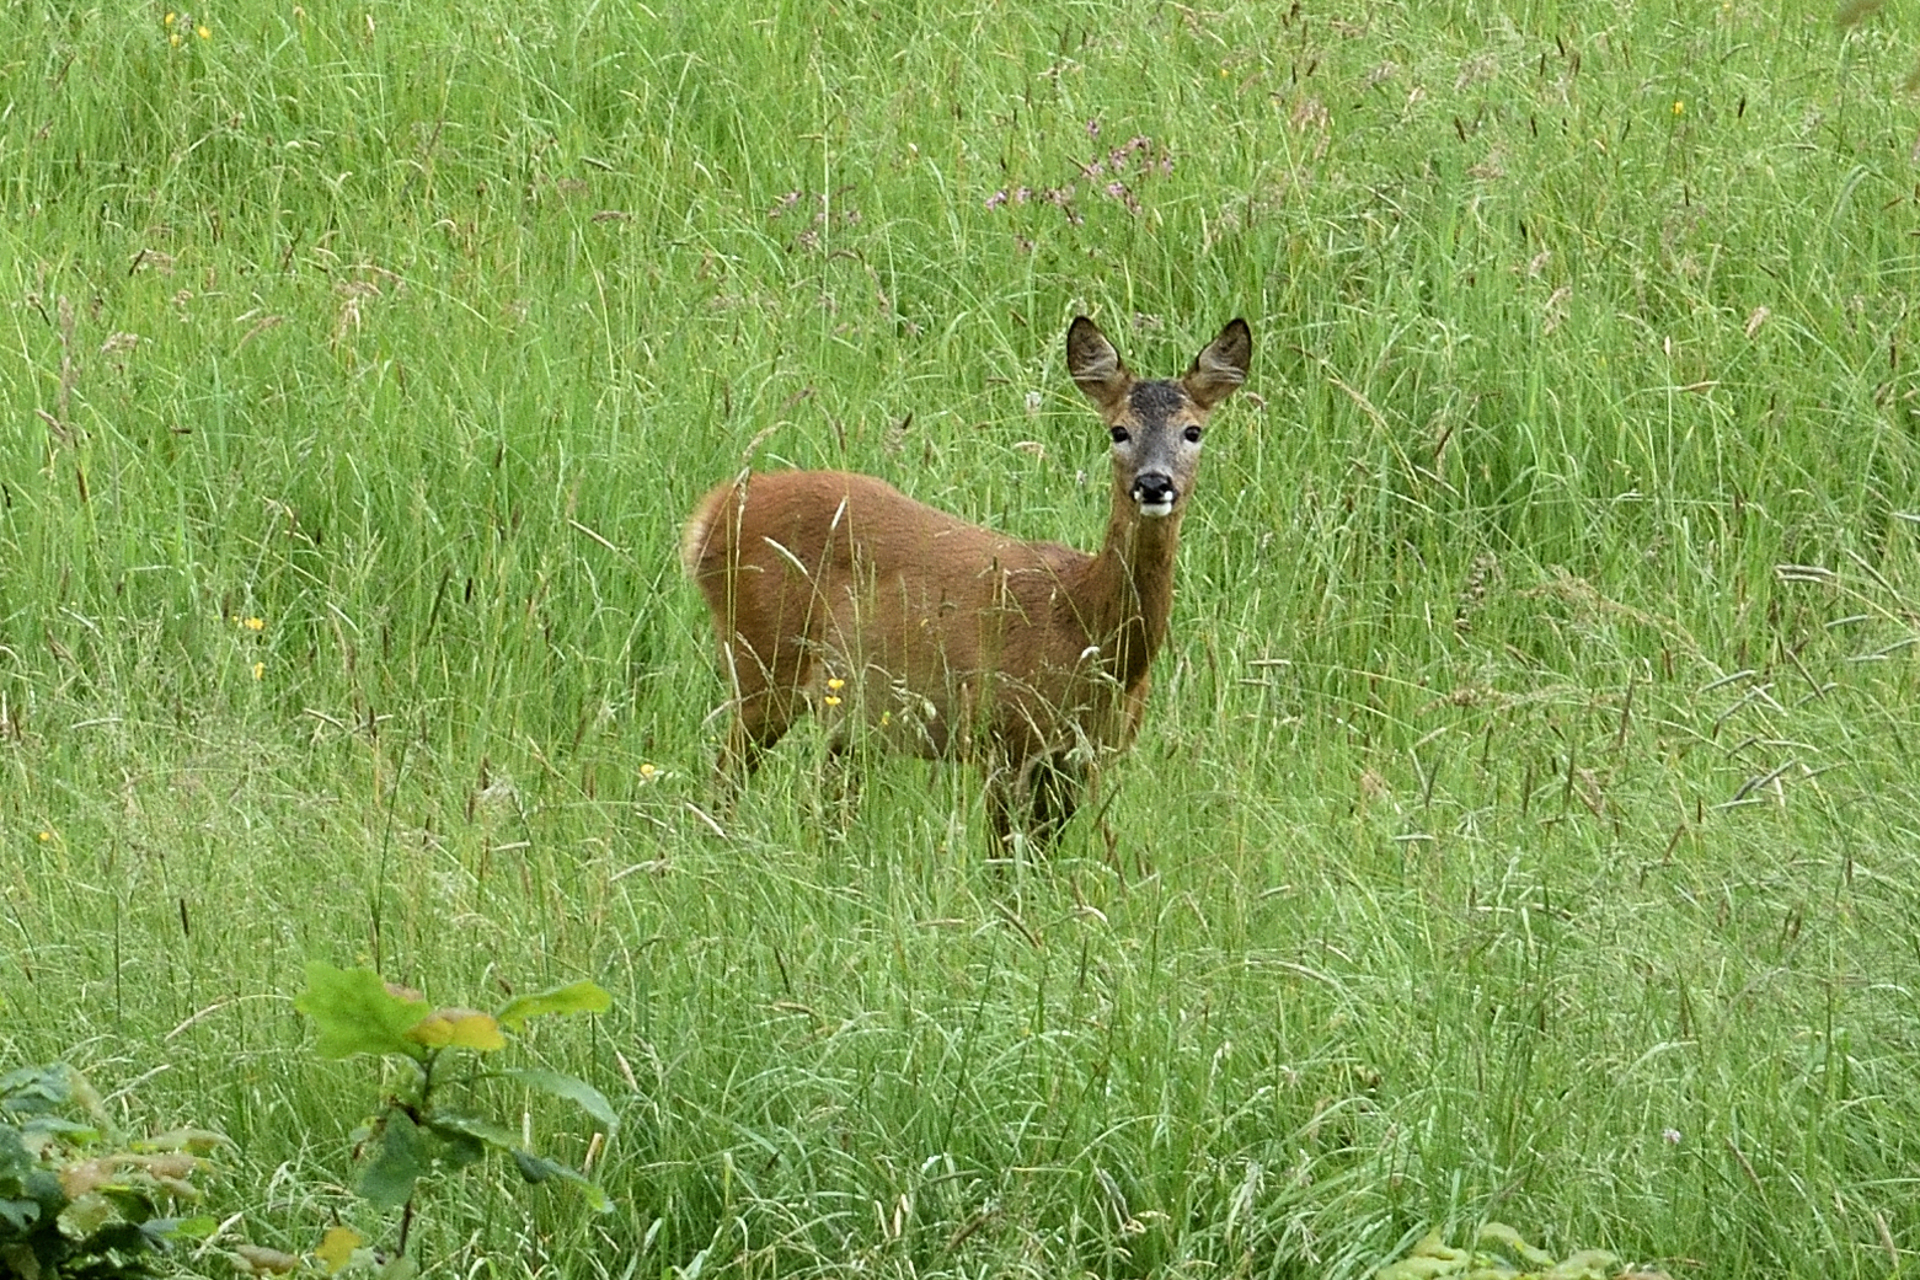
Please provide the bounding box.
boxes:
[1072,497,1181,691]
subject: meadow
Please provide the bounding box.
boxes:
[4,0,1920,1274]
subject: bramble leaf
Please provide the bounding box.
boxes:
[0,1194,39,1232]
[70,1219,154,1257]
[295,963,431,1061]
[20,1114,97,1147]
[496,981,611,1032]
[0,1063,73,1115]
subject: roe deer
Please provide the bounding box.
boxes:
[681,315,1252,849]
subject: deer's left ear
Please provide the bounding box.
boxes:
[1183,319,1251,411]
[1067,316,1133,414]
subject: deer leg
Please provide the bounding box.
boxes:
[984,760,1019,857]
[1027,754,1085,848]
[720,696,792,778]
[817,728,874,834]
[717,640,810,782]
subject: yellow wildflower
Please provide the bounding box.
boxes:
[251,661,265,680]
[196,23,210,38]
[243,616,264,631]
[1671,100,1685,117]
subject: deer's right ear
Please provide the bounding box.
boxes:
[1066,316,1131,413]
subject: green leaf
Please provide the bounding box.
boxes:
[378,1252,421,1280]
[1477,1222,1554,1268]
[1543,1251,1619,1280]
[425,1113,520,1152]
[509,1149,612,1212]
[20,1168,62,1213]
[0,1195,40,1233]
[0,1124,36,1180]
[1374,1258,1470,1280]
[496,981,611,1033]
[426,1116,612,1211]
[60,1189,126,1239]
[159,1214,220,1241]
[1375,1232,1473,1280]
[421,1119,487,1170]
[21,1115,100,1146]
[357,1110,427,1209]
[0,1064,72,1116]
[498,1068,619,1136]
[73,1220,158,1257]
[294,963,431,1061]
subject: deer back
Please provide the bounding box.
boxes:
[683,469,1116,759]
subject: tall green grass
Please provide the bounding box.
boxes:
[4,0,1919,1275]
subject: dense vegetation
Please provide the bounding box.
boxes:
[4,1,1918,1275]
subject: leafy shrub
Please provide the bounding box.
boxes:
[1373,1223,1675,1280]
[0,1062,222,1280]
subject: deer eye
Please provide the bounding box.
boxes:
[1109,426,1131,445]
[1183,425,1203,444]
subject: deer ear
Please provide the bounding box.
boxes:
[1066,316,1131,413]
[1183,318,1251,410]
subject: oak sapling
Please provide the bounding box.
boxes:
[293,963,616,1276]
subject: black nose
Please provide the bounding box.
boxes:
[1132,472,1176,505]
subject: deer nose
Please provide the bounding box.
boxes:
[1131,472,1177,515]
